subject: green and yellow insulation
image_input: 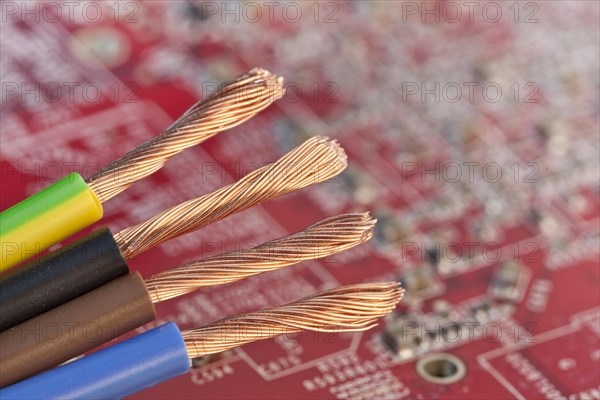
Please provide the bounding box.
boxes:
[0,173,102,271]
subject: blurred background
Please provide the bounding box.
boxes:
[1,1,599,398]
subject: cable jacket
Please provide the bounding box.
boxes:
[0,173,103,271]
[0,272,156,387]
[0,322,190,399]
[0,228,128,331]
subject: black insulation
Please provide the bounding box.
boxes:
[0,228,129,331]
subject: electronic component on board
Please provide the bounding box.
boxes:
[488,261,530,302]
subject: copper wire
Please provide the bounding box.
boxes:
[182,282,403,358]
[113,136,348,260]
[86,68,285,203]
[145,213,376,302]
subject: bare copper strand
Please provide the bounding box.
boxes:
[113,136,348,260]
[182,282,403,358]
[145,213,376,302]
[86,68,285,202]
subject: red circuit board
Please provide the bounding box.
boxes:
[1,1,599,399]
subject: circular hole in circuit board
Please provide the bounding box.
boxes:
[416,353,466,385]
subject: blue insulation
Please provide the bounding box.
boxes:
[1,322,190,399]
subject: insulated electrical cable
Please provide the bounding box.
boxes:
[0,68,284,271]
[0,213,374,387]
[1,283,403,399]
[0,136,346,332]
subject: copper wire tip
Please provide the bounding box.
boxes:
[182,282,404,358]
[248,67,285,95]
[86,68,285,202]
[145,212,377,302]
[325,137,348,169]
[114,136,348,260]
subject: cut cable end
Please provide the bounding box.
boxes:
[327,138,348,169]
[309,136,348,174]
[248,67,285,100]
